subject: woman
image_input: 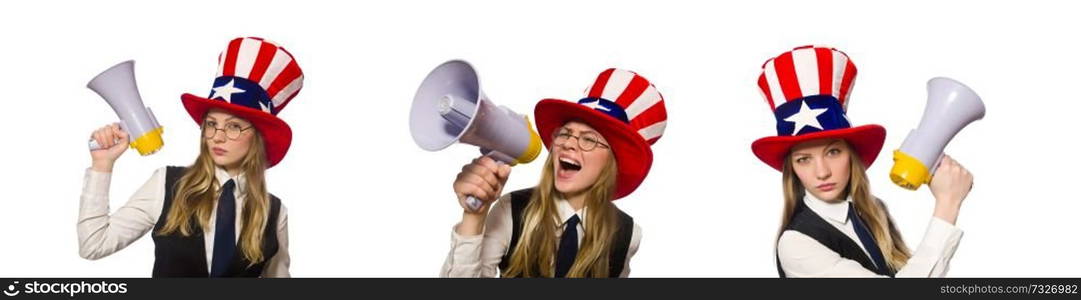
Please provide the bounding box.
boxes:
[78,37,303,277]
[440,68,668,277]
[752,46,973,277]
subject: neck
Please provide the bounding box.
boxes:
[565,192,587,211]
[223,165,241,178]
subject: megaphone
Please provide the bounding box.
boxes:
[410,60,542,211]
[87,60,164,156]
[890,77,985,190]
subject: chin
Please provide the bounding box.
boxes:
[554,182,587,196]
[211,157,239,168]
[815,191,844,202]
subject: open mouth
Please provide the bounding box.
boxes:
[559,157,582,171]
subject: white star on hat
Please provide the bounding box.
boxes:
[784,101,828,136]
[212,79,246,102]
[583,100,611,111]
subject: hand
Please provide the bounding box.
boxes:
[89,123,129,172]
[453,156,511,236]
[929,154,973,224]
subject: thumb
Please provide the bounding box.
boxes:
[116,129,130,142]
[497,164,512,182]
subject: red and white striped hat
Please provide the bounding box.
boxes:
[751,45,886,171]
[534,68,667,200]
[181,37,303,168]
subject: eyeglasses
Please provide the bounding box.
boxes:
[202,121,253,140]
[553,131,610,151]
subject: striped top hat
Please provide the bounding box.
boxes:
[181,37,303,168]
[751,45,886,171]
[534,68,668,200]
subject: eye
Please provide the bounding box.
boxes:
[795,156,810,164]
[827,148,842,156]
[205,121,217,127]
[557,132,573,138]
[227,123,244,131]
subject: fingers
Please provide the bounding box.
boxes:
[462,159,502,191]
[92,125,114,149]
[455,171,498,201]
[474,156,501,175]
[89,123,130,151]
[111,123,129,142]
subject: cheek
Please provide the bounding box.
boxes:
[829,156,851,180]
[792,164,816,184]
[581,152,610,178]
[225,136,253,159]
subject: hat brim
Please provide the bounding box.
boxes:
[534,99,652,200]
[751,124,886,172]
[181,93,292,168]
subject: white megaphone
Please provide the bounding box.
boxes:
[410,60,542,211]
[890,77,985,190]
[87,60,164,156]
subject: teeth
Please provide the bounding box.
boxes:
[559,157,582,171]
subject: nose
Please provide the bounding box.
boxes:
[814,157,831,180]
[558,136,579,152]
[210,129,226,143]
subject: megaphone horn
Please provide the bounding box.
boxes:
[409,60,542,210]
[87,60,164,156]
[890,77,985,190]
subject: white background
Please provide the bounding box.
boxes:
[1,0,1077,277]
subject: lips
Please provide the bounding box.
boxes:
[817,183,836,192]
[212,147,227,156]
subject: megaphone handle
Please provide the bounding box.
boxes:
[928,152,946,182]
[89,138,123,150]
[464,196,484,211]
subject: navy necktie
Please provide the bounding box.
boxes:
[210,179,237,277]
[848,202,889,274]
[554,215,581,277]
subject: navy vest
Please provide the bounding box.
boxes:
[498,188,634,277]
[776,198,895,277]
[151,166,281,277]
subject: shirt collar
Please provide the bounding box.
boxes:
[214,166,246,194]
[555,196,586,228]
[803,191,852,224]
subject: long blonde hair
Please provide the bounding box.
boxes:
[502,152,621,277]
[778,142,912,271]
[158,126,271,266]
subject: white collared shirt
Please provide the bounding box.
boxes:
[440,192,643,277]
[777,192,963,277]
[77,166,290,277]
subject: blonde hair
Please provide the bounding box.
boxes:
[778,141,912,271]
[502,152,621,277]
[158,126,271,266]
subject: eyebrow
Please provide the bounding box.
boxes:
[560,127,598,135]
[205,115,240,123]
[791,140,843,156]
[823,140,843,152]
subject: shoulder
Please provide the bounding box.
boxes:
[268,193,286,214]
